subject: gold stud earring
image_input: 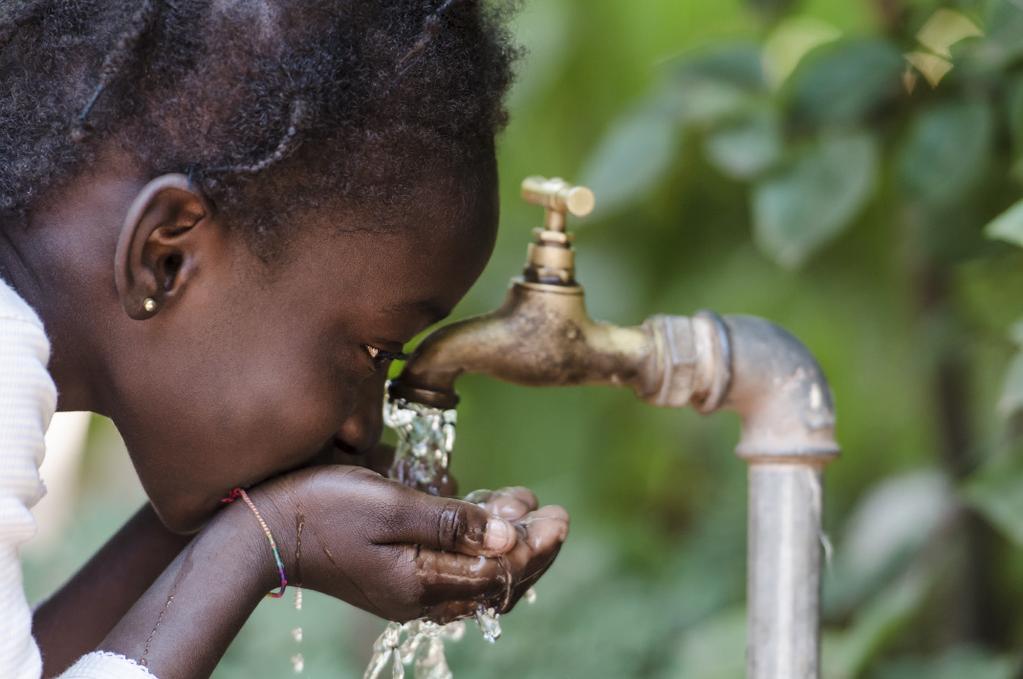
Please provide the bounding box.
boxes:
[142,297,158,314]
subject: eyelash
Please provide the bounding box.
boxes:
[363,344,410,371]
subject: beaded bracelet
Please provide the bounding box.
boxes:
[222,487,288,598]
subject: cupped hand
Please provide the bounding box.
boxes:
[249,467,568,623]
[455,487,569,616]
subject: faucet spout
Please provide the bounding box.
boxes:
[389,280,661,409]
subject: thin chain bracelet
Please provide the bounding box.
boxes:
[222,487,288,598]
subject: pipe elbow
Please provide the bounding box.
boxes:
[720,315,838,462]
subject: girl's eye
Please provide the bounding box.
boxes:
[363,344,410,371]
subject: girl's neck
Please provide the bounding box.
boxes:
[0,175,139,416]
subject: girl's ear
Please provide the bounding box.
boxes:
[114,174,212,320]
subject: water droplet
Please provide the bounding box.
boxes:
[475,606,502,643]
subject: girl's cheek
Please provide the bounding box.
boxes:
[270,382,357,463]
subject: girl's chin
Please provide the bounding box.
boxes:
[151,494,221,535]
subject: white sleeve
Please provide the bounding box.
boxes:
[0,310,56,679]
[59,652,158,679]
[0,299,164,679]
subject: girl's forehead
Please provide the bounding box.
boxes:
[301,162,498,246]
[281,180,495,282]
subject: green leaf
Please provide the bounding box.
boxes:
[786,38,903,127]
[897,99,993,209]
[915,9,983,59]
[964,456,1023,546]
[762,15,842,87]
[824,471,953,617]
[752,131,878,268]
[662,43,766,127]
[668,42,766,92]
[579,107,679,217]
[971,0,1023,70]
[704,106,783,180]
[985,198,1023,247]
[823,566,935,679]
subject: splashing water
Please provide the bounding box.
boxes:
[364,620,467,679]
[366,392,536,678]
[384,395,458,496]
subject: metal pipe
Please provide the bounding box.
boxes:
[748,462,825,679]
[719,315,836,679]
[647,313,837,679]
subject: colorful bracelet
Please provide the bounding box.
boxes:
[222,487,288,598]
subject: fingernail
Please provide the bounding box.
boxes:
[485,518,515,551]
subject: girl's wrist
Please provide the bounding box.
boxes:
[99,500,283,676]
[214,497,292,598]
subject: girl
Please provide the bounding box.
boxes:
[0,0,569,677]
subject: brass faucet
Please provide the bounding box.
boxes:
[389,174,836,456]
[389,176,685,410]
[390,175,840,679]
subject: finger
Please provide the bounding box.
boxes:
[505,543,563,613]
[412,507,569,618]
[414,550,508,608]
[501,486,539,512]
[465,486,537,511]
[464,487,538,521]
[496,505,569,612]
[515,504,570,550]
[481,487,539,521]
[381,486,517,556]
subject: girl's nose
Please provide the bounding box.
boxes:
[334,377,385,455]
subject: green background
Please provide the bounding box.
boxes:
[24,0,1023,676]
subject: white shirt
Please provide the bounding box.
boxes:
[0,278,155,678]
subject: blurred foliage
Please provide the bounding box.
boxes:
[21,0,1023,677]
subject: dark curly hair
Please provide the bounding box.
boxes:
[0,0,518,258]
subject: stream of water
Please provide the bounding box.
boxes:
[364,391,516,679]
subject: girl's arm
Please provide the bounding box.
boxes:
[33,504,191,676]
[93,500,272,679]
[92,466,567,679]
[34,443,390,675]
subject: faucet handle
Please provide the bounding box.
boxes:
[521,176,595,227]
[520,176,593,285]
